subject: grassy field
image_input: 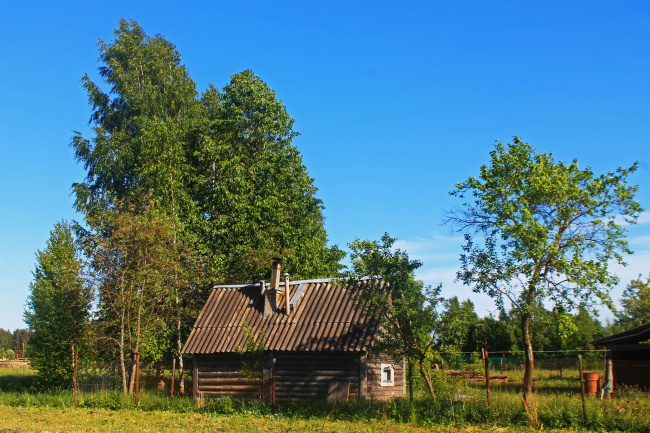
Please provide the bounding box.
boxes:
[1,364,649,432]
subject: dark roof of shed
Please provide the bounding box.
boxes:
[181,278,379,354]
[590,322,650,347]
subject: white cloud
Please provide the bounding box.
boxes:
[637,211,650,225]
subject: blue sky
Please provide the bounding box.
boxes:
[1,1,649,330]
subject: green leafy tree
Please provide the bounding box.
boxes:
[82,199,203,393]
[446,138,642,406]
[12,330,30,358]
[475,311,514,353]
[196,70,343,282]
[618,274,650,328]
[24,222,91,388]
[72,20,344,392]
[71,19,203,393]
[437,297,479,353]
[343,233,443,397]
[0,329,13,352]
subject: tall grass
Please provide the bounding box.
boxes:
[1,365,649,431]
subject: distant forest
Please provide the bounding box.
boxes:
[0,328,29,358]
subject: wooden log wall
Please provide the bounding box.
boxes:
[273,353,360,400]
[195,352,361,400]
[196,355,263,399]
[366,353,406,401]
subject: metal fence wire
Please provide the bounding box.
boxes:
[447,355,605,372]
[77,360,136,393]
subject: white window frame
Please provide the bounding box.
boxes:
[380,363,394,386]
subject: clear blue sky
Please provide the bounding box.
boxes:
[1,1,649,330]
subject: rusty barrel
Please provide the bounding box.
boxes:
[582,373,600,397]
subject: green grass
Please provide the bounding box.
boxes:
[1,365,649,432]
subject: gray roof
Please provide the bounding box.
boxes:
[181,279,379,354]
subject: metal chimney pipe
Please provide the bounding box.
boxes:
[284,273,290,315]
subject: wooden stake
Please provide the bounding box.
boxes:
[578,354,586,423]
[483,338,491,409]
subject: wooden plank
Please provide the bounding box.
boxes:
[199,385,261,392]
[199,370,259,376]
[274,369,358,376]
[199,379,260,386]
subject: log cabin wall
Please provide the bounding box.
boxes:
[365,353,406,400]
[194,352,361,400]
[273,352,360,400]
[194,354,264,399]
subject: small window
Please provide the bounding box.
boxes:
[380,363,394,386]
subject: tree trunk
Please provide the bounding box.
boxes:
[418,355,435,397]
[119,308,128,394]
[522,310,534,407]
[175,286,185,396]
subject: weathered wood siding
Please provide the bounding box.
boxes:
[195,354,263,399]
[273,352,360,400]
[365,353,406,400]
[195,352,361,400]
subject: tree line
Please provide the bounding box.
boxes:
[0,329,29,360]
[23,19,646,408]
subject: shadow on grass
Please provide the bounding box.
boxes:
[0,368,38,392]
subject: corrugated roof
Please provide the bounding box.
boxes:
[182,278,379,354]
[591,322,650,347]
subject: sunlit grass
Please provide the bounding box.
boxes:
[0,364,648,432]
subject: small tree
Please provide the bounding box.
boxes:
[83,199,203,393]
[343,233,443,397]
[24,221,91,387]
[446,138,642,406]
[618,274,650,329]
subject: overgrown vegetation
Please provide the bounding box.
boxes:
[1,366,649,432]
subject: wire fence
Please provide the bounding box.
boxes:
[78,360,136,393]
[444,354,606,373]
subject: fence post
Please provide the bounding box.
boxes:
[482,338,491,409]
[578,354,586,423]
[134,352,141,406]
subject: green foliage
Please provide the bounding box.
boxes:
[437,297,479,353]
[72,19,343,288]
[82,199,204,387]
[5,349,15,360]
[0,329,13,352]
[342,233,443,396]
[447,138,642,401]
[449,138,642,313]
[234,324,266,380]
[196,70,344,282]
[72,19,199,222]
[24,221,92,388]
[12,329,30,358]
[618,274,650,329]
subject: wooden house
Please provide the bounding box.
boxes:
[591,322,650,391]
[181,261,405,401]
